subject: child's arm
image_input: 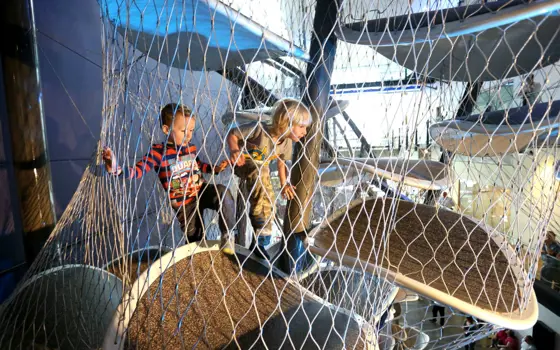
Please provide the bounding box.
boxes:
[127,149,161,178]
[278,159,296,200]
[103,147,161,179]
[103,147,121,175]
[196,158,229,174]
[226,131,246,166]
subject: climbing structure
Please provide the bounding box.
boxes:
[1,0,560,349]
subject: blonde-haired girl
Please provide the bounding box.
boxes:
[226,98,312,259]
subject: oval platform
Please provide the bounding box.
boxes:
[318,161,360,187]
[336,0,560,81]
[104,0,308,71]
[0,265,123,350]
[333,158,451,190]
[430,100,560,157]
[305,198,538,330]
[103,242,376,349]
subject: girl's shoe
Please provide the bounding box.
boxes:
[220,234,235,255]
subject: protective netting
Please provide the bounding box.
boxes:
[1,0,560,349]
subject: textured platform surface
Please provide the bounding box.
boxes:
[310,198,519,314]
[126,252,369,349]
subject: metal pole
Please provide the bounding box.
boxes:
[1,0,57,264]
[426,119,430,147]
[280,0,340,274]
[455,81,482,118]
[405,126,409,149]
[341,111,372,158]
[440,80,483,165]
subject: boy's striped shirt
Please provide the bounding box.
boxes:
[121,143,216,208]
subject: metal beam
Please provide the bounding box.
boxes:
[218,67,278,109]
[455,81,482,118]
[264,59,302,79]
[269,57,304,78]
[280,0,340,274]
[331,74,436,92]
[341,111,373,158]
[1,0,57,264]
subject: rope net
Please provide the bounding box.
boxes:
[1,0,560,349]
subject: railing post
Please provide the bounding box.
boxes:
[426,119,430,147]
[405,126,409,149]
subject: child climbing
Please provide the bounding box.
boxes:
[103,103,235,255]
[226,98,312,260]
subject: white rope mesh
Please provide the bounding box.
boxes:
[1,0,560,349]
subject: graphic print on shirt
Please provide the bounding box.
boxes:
[167,154,202,199]
[244,145,281,166]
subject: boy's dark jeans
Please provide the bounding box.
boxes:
[176,183,235,242]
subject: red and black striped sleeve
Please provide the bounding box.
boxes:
[123,146,163,179]
[196,157,214,174]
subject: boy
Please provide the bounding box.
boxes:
[103,103,235,254]
[226,98,311,260]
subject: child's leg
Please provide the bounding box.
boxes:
[245,176,275,260]
[247,176,275,242]
[197,183,236,253]
[176,200,203,243]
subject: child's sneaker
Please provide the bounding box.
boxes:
[257,235,272,248]
[220,234,235,255]
[251,235,272,261]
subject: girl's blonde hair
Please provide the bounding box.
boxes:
[270,98,312,137]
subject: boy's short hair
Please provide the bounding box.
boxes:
[270,98,312,136]
[160,103,193,127]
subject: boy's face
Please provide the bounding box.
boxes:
[165,113,196,146]
[289,124,308,142]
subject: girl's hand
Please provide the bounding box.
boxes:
[281,184,296,200]
[230,150,245,166]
